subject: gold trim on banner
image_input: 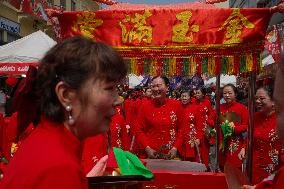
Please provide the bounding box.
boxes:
[114,41,263,51]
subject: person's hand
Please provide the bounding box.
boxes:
[145,146,158,159]
[86,155,108,177]
[238,148,246,160]
[241,185,256,189]
[167,147,177,159]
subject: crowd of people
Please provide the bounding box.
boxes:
[0,36,284,189]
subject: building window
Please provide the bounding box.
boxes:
[0,30,3,41]
[0,30,4,46]
[71,0,76,11]
[60,0,66,10]
[7,33,19,43]
[47,0,54,6]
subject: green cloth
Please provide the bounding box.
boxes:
[113,147,154,179]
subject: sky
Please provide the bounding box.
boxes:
[118,0,199,4]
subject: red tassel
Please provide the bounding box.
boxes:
[195,57,202,75]
[234,56,240,75]
[176,58,183,76]
[156,58,163,76]
[215,56,221,75]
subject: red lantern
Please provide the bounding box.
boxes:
[5,77,18,87]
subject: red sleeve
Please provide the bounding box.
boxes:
[120,117,130,151]
[173,102,187,149]
[135,103,150,149]
[272,167,284,189]
[192,105,205,140]
[0,113,4,156]
[205,99,214,127]
[205,98,213,113]
[81,134,108,174]
[234,104,249,134]
[207,110,215,128]
[35,164,87,189]
[255,180,273,189]
[2,113,18,160]
[177,107,197,148]
[124,99,132,125]
[208,109,216,128]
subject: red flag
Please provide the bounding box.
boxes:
[265,26,282,64]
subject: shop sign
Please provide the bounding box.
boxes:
[0,17,20,34]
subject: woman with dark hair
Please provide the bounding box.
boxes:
[241,54,284,189]
[238,87,283,185]
[135,76,184,159]
[0,36,127,189]
[219,83,249,170]
[189,87,214,167]
[178,90,197,161]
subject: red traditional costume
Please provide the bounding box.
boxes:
[189,98,214,166]
[255,165,284,189]
[135,98,184,158]
[0,116,87,189]
[271,166,284,189]
[0,112,34,162]
[82,106,130,174]
[81,133,108,174]
[219,101,248,168]
[251,112,283,184]
[109,106,130,151]
[179,104,198,161]
[124,98,142,153]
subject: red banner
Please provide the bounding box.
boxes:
[0,63,38,76]
[265,26,282,64]
[49,5,274,76]
[56,8,271,53]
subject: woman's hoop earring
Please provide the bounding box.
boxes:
[66,105,75,125]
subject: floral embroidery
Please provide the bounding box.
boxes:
[263,129,280,174]
[115,123,122,149]
[227,136,240,155]
[168,111,177,149]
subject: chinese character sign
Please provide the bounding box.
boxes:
[56,8,271,48]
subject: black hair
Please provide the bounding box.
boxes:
[152,76,169,86]
[223,83,238,95]
[36,36,127,123]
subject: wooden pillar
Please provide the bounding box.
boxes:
[215,74,221,172]
[247,71,256,182]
